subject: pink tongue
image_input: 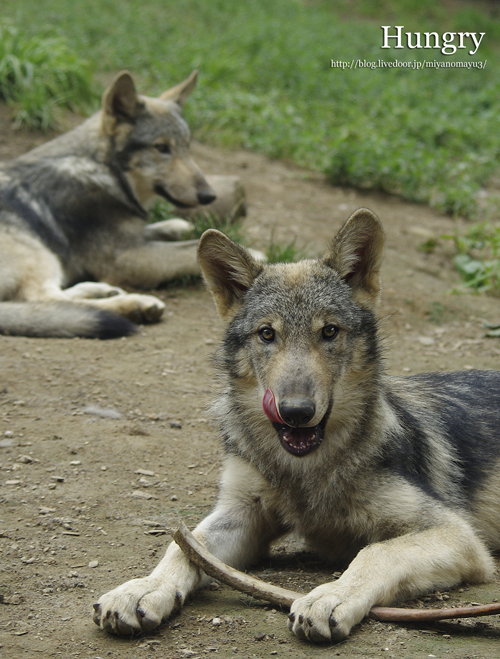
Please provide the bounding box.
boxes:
[263,388,286,424]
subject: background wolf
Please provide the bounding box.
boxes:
[93,208,500,643]
[0,70,215,338]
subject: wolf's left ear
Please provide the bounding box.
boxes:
[198,230,264,318]
[159,70,198,108]
[101,71,142,135]
[324,208,385,307]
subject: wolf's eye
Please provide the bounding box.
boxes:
[259,327,275,343]
[322,324,339,340]
[154,143,171,154]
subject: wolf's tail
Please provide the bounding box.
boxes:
[0,302,136,339]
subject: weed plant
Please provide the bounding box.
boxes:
[0,23,96,129]
[445,222,500,295]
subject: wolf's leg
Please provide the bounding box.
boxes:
[63,282,127,299]
[101,240,201,288]
[143,219,194,241]
[70,293,166,323]
[93,457,282,635]
[289,513,494,643]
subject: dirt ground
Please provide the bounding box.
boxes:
[1,104,500,659]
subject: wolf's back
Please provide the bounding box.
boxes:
[0,302,136,339]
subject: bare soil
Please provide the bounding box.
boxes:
[1,104,500,659]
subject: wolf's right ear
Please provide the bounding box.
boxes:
[159,70,198,108]
[324,208,385,308]
[198,230,264,318]
[101,71,143,135]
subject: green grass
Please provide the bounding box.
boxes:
[3,0,500,284]
[2,0,500,218]
[148,199,245,243]
[444,222,500,295]
[3,0,500,215]
[266,236,305,264]
[149,199,301,263]
[0,23,96,129]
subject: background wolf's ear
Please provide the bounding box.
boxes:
[198,230,263,318]
[324,208,385,307]
[159,70,198,108]
[101,71,142,134]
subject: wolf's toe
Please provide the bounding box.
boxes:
[137,607,162,632]
[92,602,102,626]
[93,603,137,635]
[116,613,138,635]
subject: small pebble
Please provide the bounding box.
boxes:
[83,405,122,419]
[17,455,34,463]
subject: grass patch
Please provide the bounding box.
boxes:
[149,199,301,263]
[266,236,305,264]
[2,0,500,217]
[0,23,96,129]
[445,222,500,295]
[2,0,500,218]
[148,199,245,243]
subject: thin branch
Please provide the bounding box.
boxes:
[173,522,500,622]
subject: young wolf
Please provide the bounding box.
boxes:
[93,209,500,642]
[0,70,215,338]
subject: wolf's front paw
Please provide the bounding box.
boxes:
[288,583,367,643]
[92,577,182,635]
[121,294,166,324]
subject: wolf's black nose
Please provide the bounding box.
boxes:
[279,398,316,427]
[197,190,217,205]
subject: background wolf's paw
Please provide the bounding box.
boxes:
[64,281,127,300]
[144,218,195,241]
[119,294,166,324]
[288,584,364,643]
[92,577,181,635]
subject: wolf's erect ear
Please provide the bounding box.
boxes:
[324,208,385,307]
[159,70,198,108]
[101,71,142,135]
[198,229,264,318]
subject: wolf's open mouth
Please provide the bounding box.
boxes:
[273,422,324,457]
[262,388,327,457]
[154,184,193,208]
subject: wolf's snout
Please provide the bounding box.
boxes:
[279,398,316,427]
[197,189,217,205]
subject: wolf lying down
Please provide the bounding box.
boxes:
[0,70,215,339]
[94,209,500,642]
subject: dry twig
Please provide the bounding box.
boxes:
[173,522,500,623]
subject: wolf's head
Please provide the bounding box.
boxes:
[198,209,385,459]
[100,70,215,209]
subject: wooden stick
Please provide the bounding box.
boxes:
[172,522,500,623]
[172,522,298,608]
